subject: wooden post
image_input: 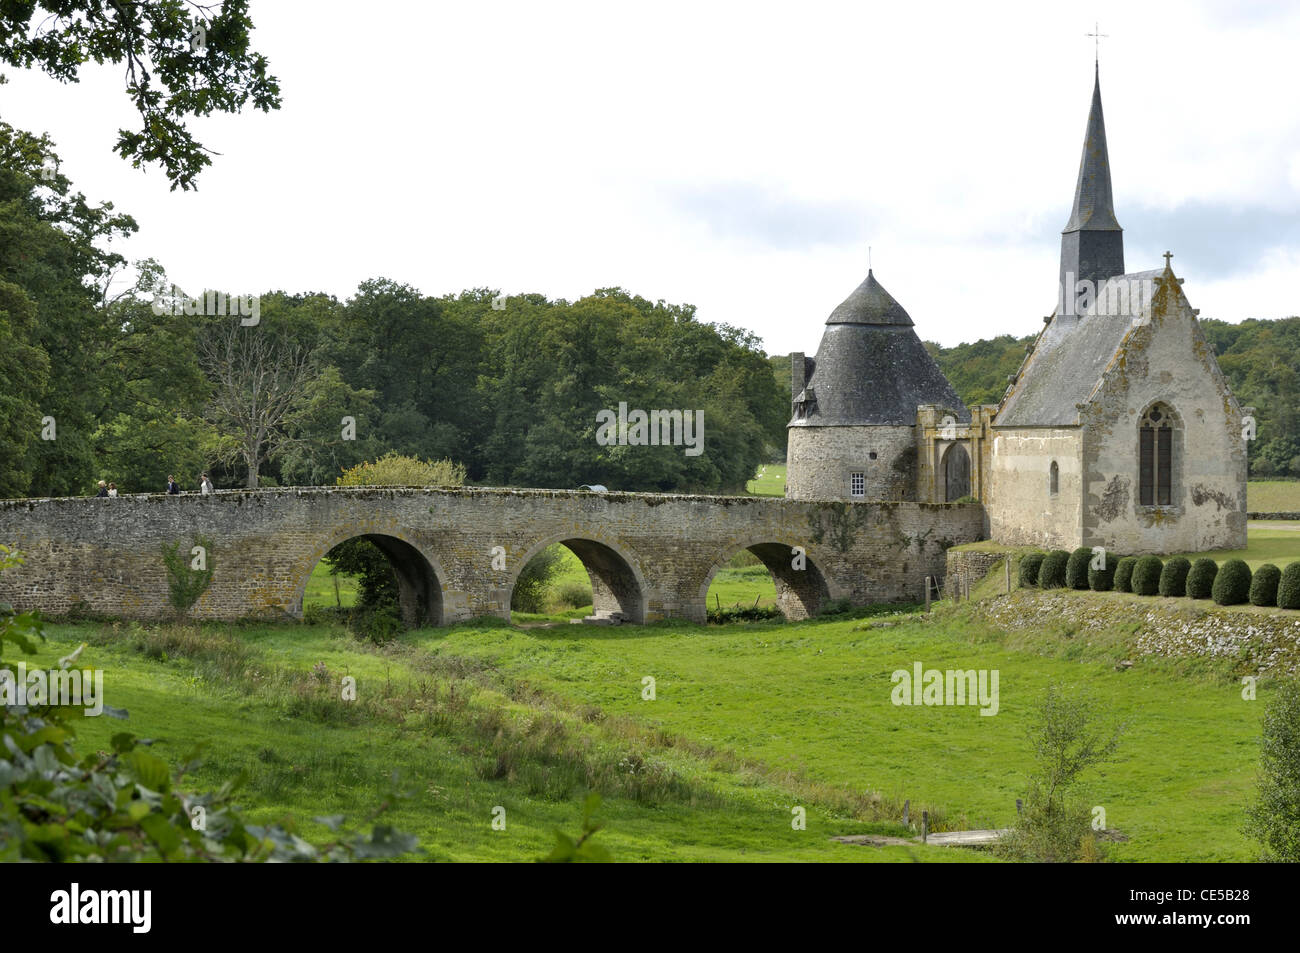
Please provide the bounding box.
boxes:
[921,810,929,843]
[1005,557,1011,593]
[1016,798,1023,817]
[902,799,910,826]
[924,578,931,614]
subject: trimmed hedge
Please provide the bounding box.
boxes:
[1212,559,1252,606]
[1113,556,1138,593]
[1088,551,1118,591]
[1038,550,1070,589]
[1279,563,1300,610]
[1187,558,1218,599]
[1019,552,1045,588]
[1065,547,1093,590]
[1132,556,1163,596]
[1249,564,1282,607]
[1158,556,1192,598]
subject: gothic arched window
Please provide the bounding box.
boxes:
[1139,403,1177,506]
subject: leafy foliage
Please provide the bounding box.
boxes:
[1158,556,1192,598]
[1279,563,1300,611]
[0,549,417,861]
[512,545,567,614]
[160,535,214,619]
[1018,552,1045,588]
[1065,547,1093,590]
[1132,556,1163,596]
[1088,552,1117,591]
[1250,563,1282,608]
[1113,556,1137,593]
[539,793,611,863]
[1212,558,1253,606]
[335,452,466,488]
[997,683,1126,863]
[1038,550,1070,589]
[0,1,281,190]
[1243,679,1300,861]
[1187,558,1219,600]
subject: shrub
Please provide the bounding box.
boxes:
[336,452,466,488]
[349,604,403,643]
[554,579,594,609]
[1113,556,1137,593]
[1132,556,1163,596]
[1212,559,1252,606]
[996,683,1126,863]
[1279,563,1300,610]
[1187,558,1219,599]
[1088,551,1118,591]
[1065,547,1093,590]
[1250,564,1282,607]
[1019,552,1045,588]
[511,545,567,613]
[1038,550,1070,589]
[1243,679,1300,861]
[1158,556,1192,598]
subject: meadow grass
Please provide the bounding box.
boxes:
[747,463,786,497]
[1247,480,1300,512]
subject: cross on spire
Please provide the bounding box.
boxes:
[1087,22,1108,63]
[1163,250,1174,269]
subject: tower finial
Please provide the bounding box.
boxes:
[1087,22,1108,65]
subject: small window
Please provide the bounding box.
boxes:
[850,472,865,498]
[1049,460,1059,495]
[868,451,878,460]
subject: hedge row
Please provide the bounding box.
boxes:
[1014,551,1300,609]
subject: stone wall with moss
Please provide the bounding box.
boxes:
[0,487,984,625]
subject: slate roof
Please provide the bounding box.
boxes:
[791,270,970,427]
[1063,63,1121,234]
[996,269,1164,427]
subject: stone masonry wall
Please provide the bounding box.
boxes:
[0,487,985,625]
[986,427,1084,549]
[786,425,917,502]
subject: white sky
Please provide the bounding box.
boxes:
[3,0,1298,353]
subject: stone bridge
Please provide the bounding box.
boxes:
[0,487,983,625]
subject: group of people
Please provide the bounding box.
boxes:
[95,473,215,497]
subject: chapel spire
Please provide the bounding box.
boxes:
[1059,62,1125,304]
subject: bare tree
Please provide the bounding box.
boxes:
[197,319,317,487]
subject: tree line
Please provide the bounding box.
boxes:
[0,124,786,499]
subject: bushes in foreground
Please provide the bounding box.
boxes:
[1038,550,1071,589]
[1088,551,1118,591]
[1280,563,1300,610]
[1158,556,1192,598]
[1132,556,1164,596]
[1212,559,1253,606]
[1019,552,1045,588]
[1187,558,1219,599]
[1113,557,1138,593]
[1250,564,1282,607]
[1065,547,1093,590]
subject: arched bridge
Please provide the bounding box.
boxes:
[0,487,983,625]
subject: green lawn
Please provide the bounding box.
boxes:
[747,463,786,497]
[1247,480,1300,512]
[1169,521,1300,573]
[29,587,1279,862]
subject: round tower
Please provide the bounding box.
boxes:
[786,269,968,501]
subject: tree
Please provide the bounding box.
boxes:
[1243,679,1300,861]
[998,683,1126,862]
[197,316,318,487]
[1,1,282,190]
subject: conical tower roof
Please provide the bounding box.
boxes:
[791,270,969,427]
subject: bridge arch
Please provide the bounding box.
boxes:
[293,528,445,626]
[506,531,648,623]
[698,539,839,621]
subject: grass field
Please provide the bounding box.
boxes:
[1247,480,1300,512]
[747,463,786,497]
[33,589,1275,862]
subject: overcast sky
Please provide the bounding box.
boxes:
[3,0,1298,354]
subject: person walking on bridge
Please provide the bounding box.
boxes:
[166,474,180,495]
